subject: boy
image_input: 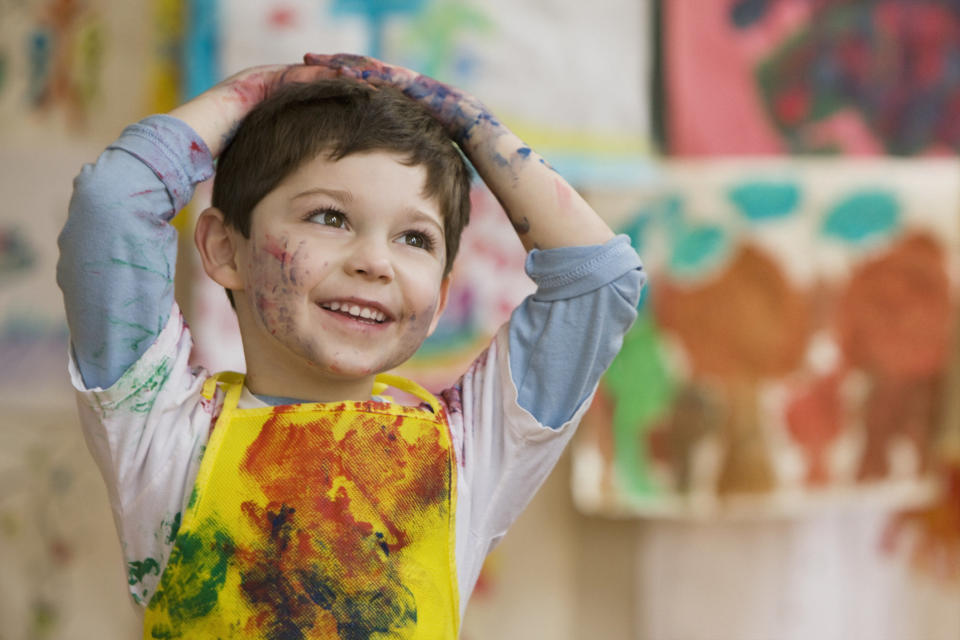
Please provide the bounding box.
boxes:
[58,54,643,638]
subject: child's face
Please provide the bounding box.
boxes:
[232,150,451,389]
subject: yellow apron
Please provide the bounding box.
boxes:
[144,372,459,639]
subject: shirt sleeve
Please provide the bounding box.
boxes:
[508,234,645,428]
[57,114,214,390]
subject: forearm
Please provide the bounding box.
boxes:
[453,118,614,251]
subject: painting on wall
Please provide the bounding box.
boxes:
[573,158,960,518]
[664,0,960,156]
[217,0,653,184]
[0,0,159,146]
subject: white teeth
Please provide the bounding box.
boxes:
[323,301,386,322]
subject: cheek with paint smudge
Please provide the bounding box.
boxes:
[248,234,304,339]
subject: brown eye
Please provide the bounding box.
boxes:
[308,209,346,227]
[404,232,425,248]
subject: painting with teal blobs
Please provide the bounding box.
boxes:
[620,210,653,253]
[728,181,800,222]
[822,190,900,244]
[604,313,676,494]
[669,224,728,275]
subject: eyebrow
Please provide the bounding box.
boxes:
[404,207,445,232]
[291,187,354,204]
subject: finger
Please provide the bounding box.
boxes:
[279,64,342,84]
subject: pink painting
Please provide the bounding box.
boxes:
[665,0,960,155]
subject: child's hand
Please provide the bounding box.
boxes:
[302,53,489,144]
[305,53,614,251]
[168,64,343,157]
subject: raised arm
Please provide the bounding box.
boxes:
[303,53,615,252]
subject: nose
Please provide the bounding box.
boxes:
[343,237,395,282]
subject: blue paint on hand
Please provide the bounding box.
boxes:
[822,190,900,244]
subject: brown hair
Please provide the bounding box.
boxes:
[213,79,472,279]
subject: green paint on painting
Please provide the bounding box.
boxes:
[822,190,900,244]
[402,1,492,80]
[728,181,800,221]
[147,518,234,634]
[129,557,161,585]
[604,313,675,494]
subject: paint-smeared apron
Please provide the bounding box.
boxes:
[143,371,459,639]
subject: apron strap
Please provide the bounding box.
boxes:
[201,371,246,408]
[202,370,442,415]
[374,373,443,415]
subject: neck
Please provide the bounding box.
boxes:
[239,336,379,403]
[243,365,377,403]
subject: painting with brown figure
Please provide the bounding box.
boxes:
[655,244,811,495]
[836,233,953,481]
[647,384,723,494]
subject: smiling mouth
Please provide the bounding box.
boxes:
[319,301,388,324]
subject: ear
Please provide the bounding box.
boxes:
[194,207,245,290]
[426,274,453,337]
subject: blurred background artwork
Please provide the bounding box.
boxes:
[1,0,959,639]
[575,158,960,517]
[664,0,960,156]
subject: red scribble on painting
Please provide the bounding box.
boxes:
[785,372,845,486]
[266,4,298,30]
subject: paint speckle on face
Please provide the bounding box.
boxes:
[261,234,291,266]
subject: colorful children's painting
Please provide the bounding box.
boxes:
[219,0,653,180]
[664,0,960,155]
[573,158,960,518]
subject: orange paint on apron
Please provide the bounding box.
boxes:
[144,372,459,639]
